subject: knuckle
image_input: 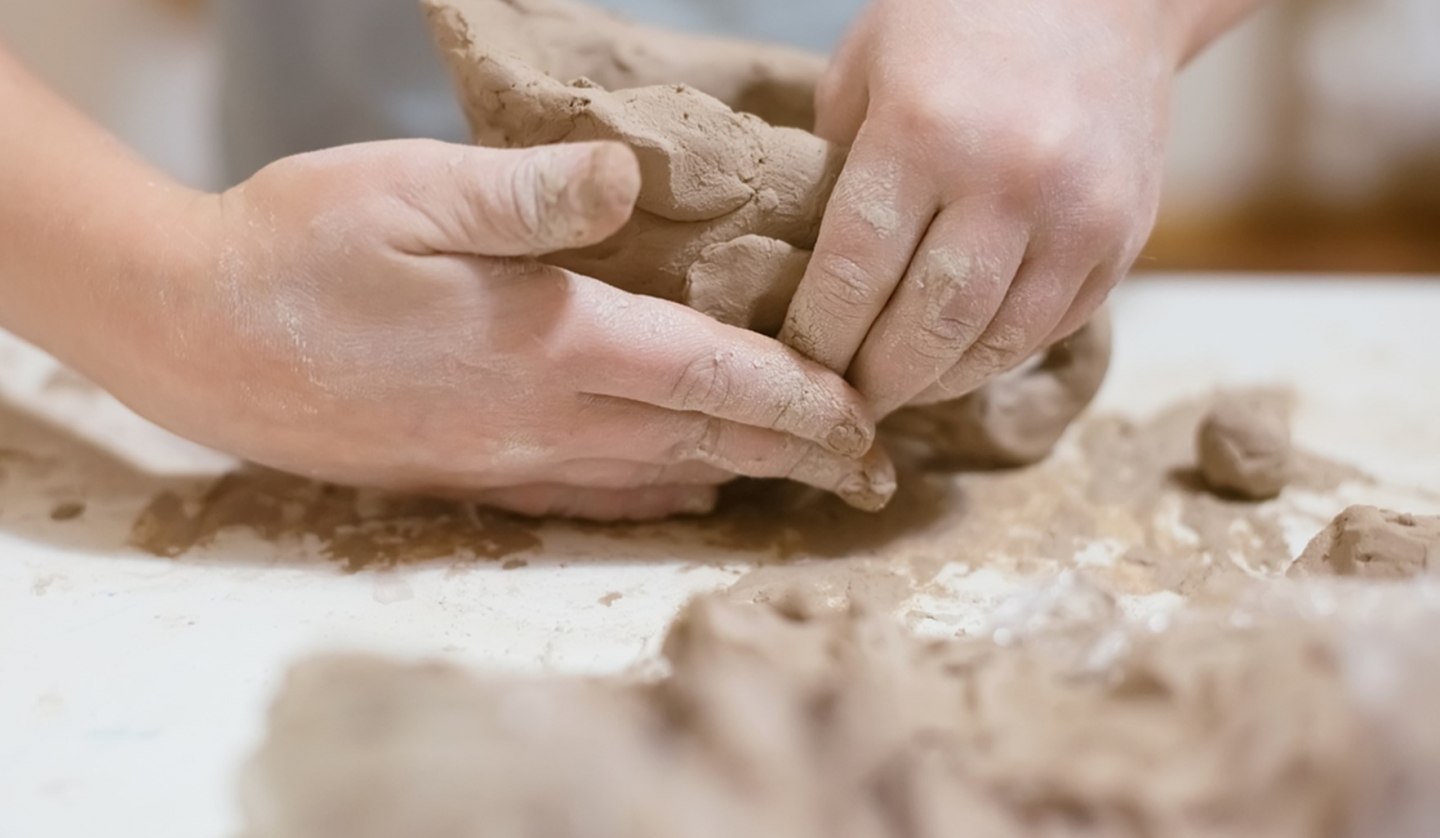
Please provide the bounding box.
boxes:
[669,416,720,463]
[912,251,998,351]
[969,323,1032,373]
[1009,109,1083,174]
[809,251,881,313]
[778,441,818,480]
[669,351,736,415]
[918,312,986,351]
[888,90,958,138]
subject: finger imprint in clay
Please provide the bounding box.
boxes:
[426,0,1112,472]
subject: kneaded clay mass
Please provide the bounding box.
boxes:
[423,0,1111,467]
[241,595,1401,838]
[1196,390,1292,499]
[1290,504,1440,579]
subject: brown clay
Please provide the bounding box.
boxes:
[1290,505,1440,579]
[1196,390,1292,499]
[241,596,1380,838]
[424,0,1110,468]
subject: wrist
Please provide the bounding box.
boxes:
[82,185,225,410]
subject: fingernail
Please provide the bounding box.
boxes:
[825,420,872,458]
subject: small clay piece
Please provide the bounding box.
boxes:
[241,597,1378,838]
[1290,505,1440,579]
[424,0,1110,470]
[1195,391,1291,499]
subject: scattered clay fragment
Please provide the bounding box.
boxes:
[242,596,1384,838]
[1290,505,1440,579]
[424,0,1111,482]
[1196,390,1291,499]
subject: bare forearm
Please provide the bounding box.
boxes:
[0,44,208,379]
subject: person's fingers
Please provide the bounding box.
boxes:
[777,133,938,374]
[472,483,719,522]
[560,396,897,511]
[910,257,1091,406]
[1043,260,1124,345]
[845,209,1028,416]
[391,139,641,257]
[569,279,877,458]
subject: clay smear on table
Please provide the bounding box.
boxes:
[423,0,1111,469]
[126,393,1364,605]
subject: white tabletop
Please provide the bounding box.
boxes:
[4,273,1440,838]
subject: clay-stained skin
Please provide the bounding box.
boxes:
[1290,505,1440,579]
[1195,390,1292,499]
[241,596,1382,838]
[424,0,1111,469]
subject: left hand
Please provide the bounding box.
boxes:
[781,0,1186,415]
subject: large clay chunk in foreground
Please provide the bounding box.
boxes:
[424,0,1111,466]
[241,595,1401,838]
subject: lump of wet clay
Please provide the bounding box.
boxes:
[424,0,1110,469]
[1290,505,1440,579]
[1195,391,1291,499]
[881,311,1113,466]
[241,596,1382,838]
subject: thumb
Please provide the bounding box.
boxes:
[418,141,641,257]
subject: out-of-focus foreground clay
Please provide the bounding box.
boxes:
[241,595,1393,838]
[423,0,1110,467]
[1290,505,1440,579]
[1196,391,1292,499]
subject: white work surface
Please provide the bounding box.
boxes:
[4,274,1440,838]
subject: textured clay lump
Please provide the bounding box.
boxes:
[242,596,1388,838]
[1290,505,1440,579]
[423,0,1111,467]
[1195,390,1291,499]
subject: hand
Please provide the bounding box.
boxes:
[782,0,1185,415]
[100,140,893,520]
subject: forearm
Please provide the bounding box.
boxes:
[0,44,210,381]
[1167,0,1270,66]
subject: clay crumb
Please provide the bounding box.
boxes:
[502,558,529,570]
[1196,391,1291,500]
[49,501,85,521]
[598,592,623,607]
[1290,505,1440,579]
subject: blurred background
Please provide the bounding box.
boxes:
[2,0,1437,272]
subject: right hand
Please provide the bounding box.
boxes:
[98,139,894,520]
